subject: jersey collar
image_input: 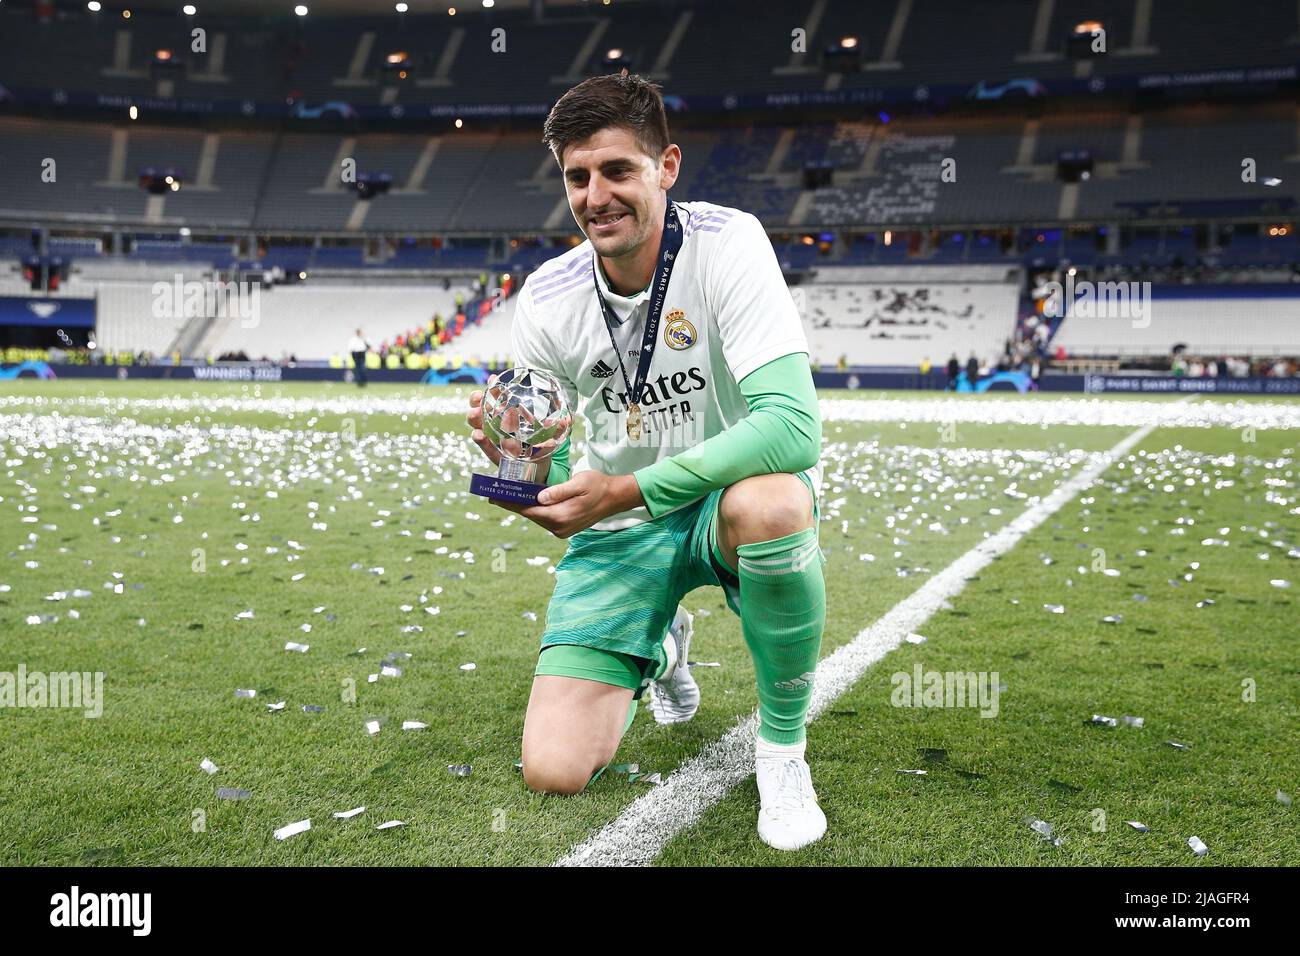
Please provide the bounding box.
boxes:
[594,254,651,325]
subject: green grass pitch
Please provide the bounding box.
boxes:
[0,380,1295,866]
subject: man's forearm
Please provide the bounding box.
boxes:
[599,473,646,517]
[632,353,820,518]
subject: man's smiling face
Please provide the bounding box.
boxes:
[560,126,679,260]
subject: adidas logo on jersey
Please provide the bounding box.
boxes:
[589,360,615,379]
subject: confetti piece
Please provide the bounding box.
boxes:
[375,820,406,831]
[905,632,927,644]
[266,701,286,712]
[1277,790,1292,806]
[1126,821,1149,832]
[274,819,310,841]
[459,662,476,671]
[1026,817,1063,846]
[234,688,257,699]
[1088,715,1118,727]
[1044,604,1065,614]
[1167,740,1191,750]
[447,765,472,777]
[217,788,251,801]
[1187,836,1209,857]
[1121,715,1144,728]
[334,807,366,819]
[402,721,427,730]
[365,720,381,735]
[285,641,310,653]
[302,704,324,714]
[200,758,219,775]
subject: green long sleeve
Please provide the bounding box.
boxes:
[633,352,820,517]
[546,435,571,486]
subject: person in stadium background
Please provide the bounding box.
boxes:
[465,72,828,851]
[347,328,369,388]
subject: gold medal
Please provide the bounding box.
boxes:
[626,402,642,440]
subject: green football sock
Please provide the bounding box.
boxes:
[735,527,825,745]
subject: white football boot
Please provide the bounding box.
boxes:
[755,741,827,851]
[647,606,701,725]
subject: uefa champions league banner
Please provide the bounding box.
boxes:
[0,296,95,328]
[8,62,1295,124]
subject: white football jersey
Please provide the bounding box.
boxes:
[511,200,813,530]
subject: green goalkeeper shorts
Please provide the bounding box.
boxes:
[535,473,820,692]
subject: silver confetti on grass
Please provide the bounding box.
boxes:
[284,641,310,653]
[302,704,324,714]
[1025,817,1063,846]
[904,633,927,645]
[266,701,286,711]
[459,662,476,671]
[401,721,427,730]
[1277,790,1293,806]
[334,807,366,819]
[1044,604,1065,614]
[365,719,382,736]
[200,758,219,775]
[217,788,251,801]
[1121,715,1144,728]
[1088,715,1118,727]
[273,819,311,841]
[1126,821,1150,832]
[447,765,472,777]
[1167,740,1191,750]
[375,820,406,830]
[234,688,257,699]
[1187,836,1209,857]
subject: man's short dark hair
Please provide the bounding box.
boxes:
[542,72,671,166]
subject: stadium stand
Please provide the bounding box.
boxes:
[798,266,1020,367]
[1,0,1297,377]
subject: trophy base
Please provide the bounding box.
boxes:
[470,472,545,504]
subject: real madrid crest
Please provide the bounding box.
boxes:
[664,310,696,350]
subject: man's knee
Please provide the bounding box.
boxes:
[521,747,602,796]
[720,474,813,544]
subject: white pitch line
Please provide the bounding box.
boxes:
[555,417,1165,867]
